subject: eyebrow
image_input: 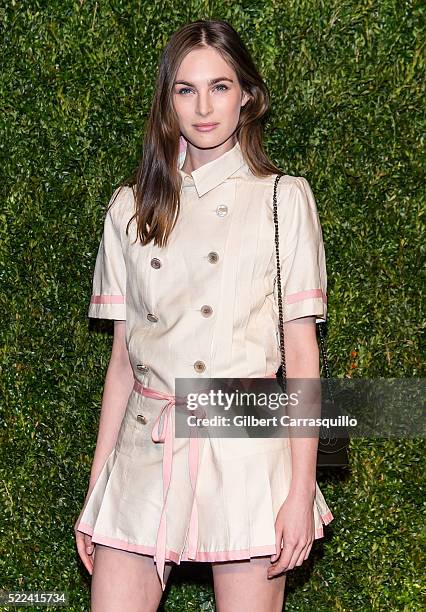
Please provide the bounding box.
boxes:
[173,77,234,87]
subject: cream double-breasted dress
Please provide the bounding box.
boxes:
[76,137,334,590]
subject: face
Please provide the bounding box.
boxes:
[172,46,250,152]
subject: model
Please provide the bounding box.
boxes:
[75,18,334,612]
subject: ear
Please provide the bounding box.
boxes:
[241,90,251,108]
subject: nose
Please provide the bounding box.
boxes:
[196,89,213,116]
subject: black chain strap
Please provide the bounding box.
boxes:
[273,174,287,393]
[273,173,333,406]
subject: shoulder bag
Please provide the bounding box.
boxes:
[272,174,350,468]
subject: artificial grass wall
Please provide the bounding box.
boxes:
[1,1,423,610]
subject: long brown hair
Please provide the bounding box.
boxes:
[120,19,282,247]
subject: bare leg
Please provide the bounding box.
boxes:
[91,544,173,612]
[212,556,286,612]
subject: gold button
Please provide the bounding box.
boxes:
[137,363,150,373]
[136,414,147,424]
[216,204,228,217]
[201,305,213,317]
[151,258,161,269]
[194,360,206,373]
[208,251,219,263]
[147,313,158,323]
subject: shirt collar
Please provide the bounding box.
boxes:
[177,136,246,197]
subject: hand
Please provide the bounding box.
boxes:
[268,490,315,579]
[74,507,96,575]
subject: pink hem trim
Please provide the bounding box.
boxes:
[90,294,125,304]
[286,288,327,305]
[76,511,333,563]
[320,510,334,525]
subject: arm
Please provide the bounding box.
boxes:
[75,320,133,573]
[273,176,326,500]
[284,315,319,502]
[87,320,134,493]
[75,187,132,572]
[268,315,321,578]
[268,176,326,577]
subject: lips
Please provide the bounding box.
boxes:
[193,123,219,132]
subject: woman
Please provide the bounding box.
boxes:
[74,19,334,612]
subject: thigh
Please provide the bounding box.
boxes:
[91,544,173,612]
[212,556,286,612]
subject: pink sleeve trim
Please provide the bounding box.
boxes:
[90,294,125,304]
[286,288,327,304]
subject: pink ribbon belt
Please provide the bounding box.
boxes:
[133,373,277,591]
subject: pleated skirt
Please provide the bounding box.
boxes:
[76,384,334,587]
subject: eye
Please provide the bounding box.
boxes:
[176,84,229,95]
[177,87,193,95]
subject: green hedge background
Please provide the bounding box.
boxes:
[1,0,424,610]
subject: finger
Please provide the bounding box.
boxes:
[269,542,295,575]
[75,532,94,575]
[84,534,96,572]
[76,537,91,574]
[270,525,283,563]
[77,536,93,574]
[286,542,308,570]
[295,542,310,567]
[85,533,95,556]
[270,541,302,574]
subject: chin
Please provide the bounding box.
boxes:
[191,132,232,149]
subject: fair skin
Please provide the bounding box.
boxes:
[75,45,320,611]
[174,45,250,165]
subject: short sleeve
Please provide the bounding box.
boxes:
[276,176,328,323]
[88,188,127,320]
